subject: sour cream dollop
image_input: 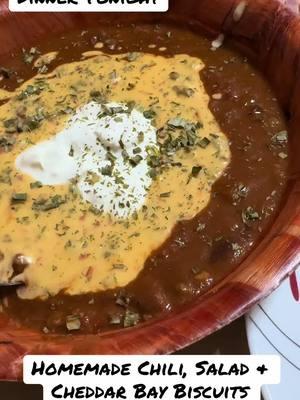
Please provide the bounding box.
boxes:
[16,102,157,218]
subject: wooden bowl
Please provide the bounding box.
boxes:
[0,0,300,380]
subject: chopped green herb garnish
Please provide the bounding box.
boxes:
[32,195,66,211]
[116,294,130,308]
[17,82,46,100]
[199,137,211,148]
[0,135,15,152]
[30,181,43,189]
[85,171,100,185]
[138,132,144,143]
[101,165,114,176]
[89,205,102,215]
[148,168,157,179]
[160,192,171,198]
[242,207,259,225]
[4,118,18,134]
[123,310,140,328]
[129,155,143,166]
[11,193,27,205]
[22,47,39,65]
[106,151,117,163]
[0,167,12,185]
[192,166,202,177]
[125,52,140,62]
[133,147,142,154]
[4,115,40,133]
[187,166,202,184]
[143,109,156,119]
[90,90,106,103]
[167,117,189,129]
[113,263,127,270]
[173,85,195,97]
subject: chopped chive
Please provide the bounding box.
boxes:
[11,193,27,204]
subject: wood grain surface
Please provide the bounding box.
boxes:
[0,0,300,381]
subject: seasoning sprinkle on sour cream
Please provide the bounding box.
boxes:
[16,102,157,218]
[0,51,231,299]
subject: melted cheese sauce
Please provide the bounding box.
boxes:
[0,51,230,299]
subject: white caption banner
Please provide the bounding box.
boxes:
[9,0,169,12]
[23,355,280,400]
